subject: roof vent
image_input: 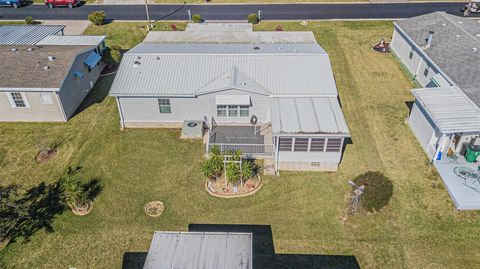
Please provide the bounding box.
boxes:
[133,60,141,67]
[48,56,55,61]
[442,23,446,26]
[43,65,50,70]
[253,46,260,50]
[11,48,17,52]
[473,47,478,52]
[458,21,463,24]
[27,47,34,51]
[156,56,160,60]
[137,56,141,60]
[476,34,480,37]
[423,31,435,49]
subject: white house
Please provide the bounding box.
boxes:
[110,23,350,172]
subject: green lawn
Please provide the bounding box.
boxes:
[1,21,480,269]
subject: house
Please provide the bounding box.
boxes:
[391,12,480,209]
[110,23,350,172]
[0,26,106,122]
[142,231,252,269]
[0,25,65,45]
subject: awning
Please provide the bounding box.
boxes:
[73,71,84,78]
[84,52,102,69]
[215,95,250,106]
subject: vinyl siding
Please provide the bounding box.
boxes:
[58,49,104,119]
[0,91,64,121]
[118,89,271,127]
[408,101,438,158]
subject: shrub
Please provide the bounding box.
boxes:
[352,171,393,212]
[109,48,122,64]
[88,11,106,26]
[192,14,202,23]
[25,16,35,25]
[275,24,283,31]
[247,13,259,24]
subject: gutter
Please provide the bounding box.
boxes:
[55,92,68,122]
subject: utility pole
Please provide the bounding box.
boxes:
[144,0,152,31]
[187,9,192,21]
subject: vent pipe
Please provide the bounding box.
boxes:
[424,31,435,49]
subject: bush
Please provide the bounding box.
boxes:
[192,14,202,23]
[109,48,122,64]
[247,13,259,24]
[25,16,35,25]
[352,171,393,212]
[88,11,106,26]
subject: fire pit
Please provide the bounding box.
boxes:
[372,38,390,53]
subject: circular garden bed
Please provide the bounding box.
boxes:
[205,175,263,198]
[145,201,164,217]
[35,149,58,163]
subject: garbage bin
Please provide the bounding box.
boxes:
[465,145,480,163]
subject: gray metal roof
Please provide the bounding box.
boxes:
[395,12,480,106]
[143,31,317,44]
[37,35,106,46]
[185,23,252,32]
[271,97,350,135]
[412,87,480,133]
[0,45,93,90]
[143,232,252,269]
[0,25,64,45]
[128,42,326,55]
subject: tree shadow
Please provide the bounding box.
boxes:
[122,224,360,269]
[0,182,66,244]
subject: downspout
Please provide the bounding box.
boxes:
[55,91,68,121]
[115,97,125,130]
[275,136,280,176]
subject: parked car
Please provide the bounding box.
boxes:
[0,0,24,8]
[463,0,480,16]
[45,0,80,8]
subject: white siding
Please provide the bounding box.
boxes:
[0,91,63,121]
[408,101,438,158]
[119,89,271,126]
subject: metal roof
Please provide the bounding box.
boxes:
[110,53,336,97]
[143,31,317,44]
[271,97,350,135]
[143,232,252,269]
[185,23,252,32]
[128,42,326,55]
[37,35,106,46]
[412,87,480,133]
[0,25,64,45]
[395,12,480,106]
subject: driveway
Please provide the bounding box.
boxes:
[40,20,90,35]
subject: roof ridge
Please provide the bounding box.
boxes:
[439,12,480,44]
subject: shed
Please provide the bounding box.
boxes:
[143,231,252,269]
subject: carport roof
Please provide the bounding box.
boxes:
[412,86,480,133]
[0,25,64,45]
[271,97,350,135]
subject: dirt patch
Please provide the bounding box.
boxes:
[145,201,164,217]
[69,201,93,216]
[35,149,58,163]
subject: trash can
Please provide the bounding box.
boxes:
[460,142,469,156]
[465,145,480,163]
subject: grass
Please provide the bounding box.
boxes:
[1,20,480,269]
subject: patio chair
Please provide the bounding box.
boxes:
[447,153,460,164]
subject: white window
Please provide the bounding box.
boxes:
[217,105,227,117]
[158,98,171,113]
[40,94,53,105]
[294,138,309,152]
[228,105,238,117]
[239,105,249,117]
[6,92,29,108]
[326,138,342,152]
[310,138,326,152]
[278,137,293,152]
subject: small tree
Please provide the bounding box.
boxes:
[88,11,106,26]
[247,13,259,24]
[352,171,393,213]
[33,133,59,155]
[60,168,89,212]
[25,16,35,25]
[192,14,202,23]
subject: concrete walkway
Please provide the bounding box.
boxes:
[40,20,91,35]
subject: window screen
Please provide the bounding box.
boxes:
[310,138,326,152]
[294,138,309,152]
[278,137,292,151]
[158,98,171,113]
[326,138,342,152]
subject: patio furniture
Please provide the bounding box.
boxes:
[465,145,480,163]
[447,153,460,164]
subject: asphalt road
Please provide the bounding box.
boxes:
[0,2,466,21]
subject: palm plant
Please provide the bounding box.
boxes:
[200,160,215,182]
[60,168,88,211]
[208,145,224,179]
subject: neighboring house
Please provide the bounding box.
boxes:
[391,13,480,210]
[142,231,252,269]
[391,12,480,160]
[0,25,106,122]
[110,23,350,172]
[0,25,65,45]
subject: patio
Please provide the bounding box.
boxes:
[207,125,274,156]
[435,156,480,210]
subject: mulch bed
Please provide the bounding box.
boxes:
[145,201,164,217]
[35,149,58,163]
[372,40,390,53]
[206,175,262,198]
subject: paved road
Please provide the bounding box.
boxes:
[0,3,466,21]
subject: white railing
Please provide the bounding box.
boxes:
[207,143,274,156]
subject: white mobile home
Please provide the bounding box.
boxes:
[110,23,350,172]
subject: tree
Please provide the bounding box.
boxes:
[192,14,202,23]
[25,16,35,25]
[88,11,106,26]
[33,133,58,155]
[352,171,393,212]
[247,13,259,24]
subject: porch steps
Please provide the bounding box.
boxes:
[264,158,276,175]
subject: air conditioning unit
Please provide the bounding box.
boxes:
[181,120,204,139]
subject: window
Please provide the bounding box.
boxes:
[278,137,293,151]
[8,92,29,108]
[40,94,53,105]
[310,138,326,152]
[326,138,342,152]
[158,98,171,113]
[217,105,227,117]
[408,51,413,60]
[228,105,238,117]
[239,105,249,117]
[423,68,429,77]
[294,138,309,152]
